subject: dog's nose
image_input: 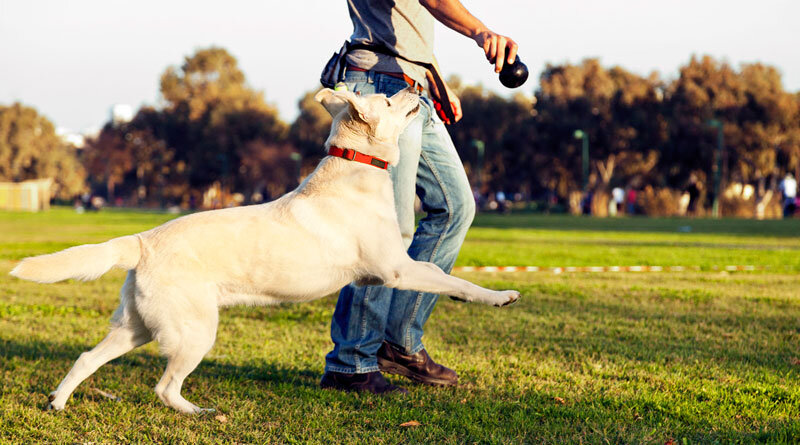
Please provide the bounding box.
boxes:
[404,86,418,95]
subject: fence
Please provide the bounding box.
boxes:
[0,179,53,211]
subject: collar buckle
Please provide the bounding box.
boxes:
[341,148,356,161]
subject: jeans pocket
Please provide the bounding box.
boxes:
[343,72,373,96]
[377,76,416,97]
[419,96,439,127]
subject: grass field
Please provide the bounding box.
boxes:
[1,208,799,443]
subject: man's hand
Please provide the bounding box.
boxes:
[426,70,462,124]
[437,82,462,124]
[419,0,519,73]
[473,30,518,73]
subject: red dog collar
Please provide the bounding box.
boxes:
[328,146,389,170]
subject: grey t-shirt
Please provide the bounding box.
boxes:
[345,0,434,86]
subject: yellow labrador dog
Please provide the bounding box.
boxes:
[11,87,520,414]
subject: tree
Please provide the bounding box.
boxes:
[84,47,291,206]
[0,103,86,199]
[289,89,332,161]
[448,78,536,196]
[663,56,744,194]
[159,47,288,193]
[665,56,800,204]
[534,59,666,202]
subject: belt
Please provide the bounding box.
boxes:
[346,65,424,93]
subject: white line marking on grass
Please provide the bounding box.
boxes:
[452,265,764,273]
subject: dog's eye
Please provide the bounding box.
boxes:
[385,99,391,107]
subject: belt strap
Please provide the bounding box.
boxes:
[346,42,456,123]
[328,146,389,170]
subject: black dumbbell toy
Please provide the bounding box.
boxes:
[498,56,529,89]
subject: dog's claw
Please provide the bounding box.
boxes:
[44,393,63,412]
[501,297,519,307]
[45,402,63,412]
[495,291,521,307]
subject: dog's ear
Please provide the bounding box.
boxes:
[315,89,348,117]
[315,88,375,124]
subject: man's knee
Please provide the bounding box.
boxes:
[450,185,476,231]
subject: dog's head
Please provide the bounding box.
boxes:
[315,87,421,166]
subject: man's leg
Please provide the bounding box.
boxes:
[383,96,475,355]
[324,73,425,379]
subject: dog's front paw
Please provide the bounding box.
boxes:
[45,392,64,412]
[494,290,521,307]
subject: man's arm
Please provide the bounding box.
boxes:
[419,0,518,72]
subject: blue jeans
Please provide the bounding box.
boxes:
[325,69,475,374]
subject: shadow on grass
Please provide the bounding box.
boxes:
[0,337,320,395]
[3,334,799,443]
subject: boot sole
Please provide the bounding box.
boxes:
[320,380,408,395]
[377,358,458,387]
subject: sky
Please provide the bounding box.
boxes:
[1,0,798,133]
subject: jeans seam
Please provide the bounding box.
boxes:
[402,148,453,352]
[354,285,379,373]
[325,364,379,374]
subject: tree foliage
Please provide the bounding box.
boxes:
[73,51,800,214]
[83,47,289,206]
[288,89,332,160]
[0,103,86,198]
[449,56,799,212]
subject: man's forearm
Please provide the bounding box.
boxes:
[418,0,488,39]
[419,0,518,71]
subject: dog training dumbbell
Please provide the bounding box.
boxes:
[498,55,528,89]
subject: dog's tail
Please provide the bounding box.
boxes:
[10,235,141,283]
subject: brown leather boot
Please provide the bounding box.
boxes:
[320,370,407,395]
[377,341,458,386]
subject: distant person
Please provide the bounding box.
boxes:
[678,191,690,216]
[582,190,593,215]
[686,180,700,215]
[496,190,508,213]
[319,0,520,395]
[626,188,637,215]
[81,192,91,210]
[90,196,105,211]
[612,186,624,214]
[780,172,797,218]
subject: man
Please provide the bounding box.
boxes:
[319,0,519,394]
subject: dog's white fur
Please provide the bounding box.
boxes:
[10,87,520,414]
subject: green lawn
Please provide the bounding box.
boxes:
[1,208,799,443]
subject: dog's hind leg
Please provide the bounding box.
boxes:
[47,273,151,411]
[152,306,218,414]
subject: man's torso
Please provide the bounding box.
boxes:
[346,0,434,85]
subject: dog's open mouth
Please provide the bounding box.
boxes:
[406,103,420,117]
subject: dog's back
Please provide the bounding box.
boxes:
[12,155,394,305]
